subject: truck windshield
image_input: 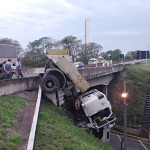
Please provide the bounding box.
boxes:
[98,58,103,61]
[88,60,97,63]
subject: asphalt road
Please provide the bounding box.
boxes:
[109,132,150,150]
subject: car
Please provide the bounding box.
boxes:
[74,62,84,68]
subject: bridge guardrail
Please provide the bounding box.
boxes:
[78,64,123,79]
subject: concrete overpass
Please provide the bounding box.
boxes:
[0,59,149,96]
[79,64,123,87]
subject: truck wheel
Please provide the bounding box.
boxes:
[41,75,59,93]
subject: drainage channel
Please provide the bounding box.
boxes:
[26,86,42,150]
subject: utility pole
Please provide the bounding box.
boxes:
[123,79,127,150]
[85,19,87,59]
[121,71,127,150]
[146,43,150,66]
[146,46,148,66]
[140,50,141,65]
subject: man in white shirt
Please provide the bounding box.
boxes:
[16,58,23,78]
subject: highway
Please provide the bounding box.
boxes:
[109,132,150,150]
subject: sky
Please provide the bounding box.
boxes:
[0,0,150,54]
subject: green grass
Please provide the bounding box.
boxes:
[0,95,26,150]
[34,100,114,150]
[125,62,150,125]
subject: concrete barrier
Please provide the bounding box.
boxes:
[78,64,123,79]
[0,76,40,96]
[22,68,44,74]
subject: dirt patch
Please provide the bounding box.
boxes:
[9,90,38,150]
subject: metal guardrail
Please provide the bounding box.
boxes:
[27,86,42,150]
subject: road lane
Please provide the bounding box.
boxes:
[109,133,150,150]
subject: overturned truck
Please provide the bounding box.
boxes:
[40,49,116,142]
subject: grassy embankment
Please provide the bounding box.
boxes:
[0,95,26,150]
[125,62,150,125]
[108,62,150,127]
[34,100,114,150]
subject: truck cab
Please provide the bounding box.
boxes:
[97,56,106,64]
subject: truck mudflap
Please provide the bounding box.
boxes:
[87,116,116,130]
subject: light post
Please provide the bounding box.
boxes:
[140,50,141,65]
[146,50,147,67]
[121,80,128,150]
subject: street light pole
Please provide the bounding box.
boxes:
[122,79,127,150]
[140,50,141,65]
[146,49,147,67]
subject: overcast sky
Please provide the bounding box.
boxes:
[0,0,150,54]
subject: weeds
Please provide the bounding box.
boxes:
[0,95,26,150]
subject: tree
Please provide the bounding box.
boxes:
[102,49,122,61]
[61,35,82,61]
[79,43,103,64]
[102,50,113,60]
[0,38,23,56]
[125,55,132,60]
[28,37,62,52]
[125,51,137,60]
[22,50,46,67]
[22,37,58,67]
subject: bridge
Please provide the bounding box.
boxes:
[0,59,148,96]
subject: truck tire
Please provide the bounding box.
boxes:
[41,75,59,93]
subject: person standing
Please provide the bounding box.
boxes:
[3,59,12,79]
[2,61,6,79]
[110,60,112,65]
[16,58,23,78]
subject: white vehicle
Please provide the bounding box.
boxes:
[88,58,98,64]
[80,89,114,128]
[79,89,115,140]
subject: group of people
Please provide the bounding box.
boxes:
[2,58,23,79]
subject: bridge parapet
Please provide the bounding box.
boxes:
[78,64,123,79]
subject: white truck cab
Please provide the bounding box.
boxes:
[80,89,115,131]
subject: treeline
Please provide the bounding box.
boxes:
[0,37,137,67]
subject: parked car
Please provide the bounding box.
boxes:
[74,62,84,68]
